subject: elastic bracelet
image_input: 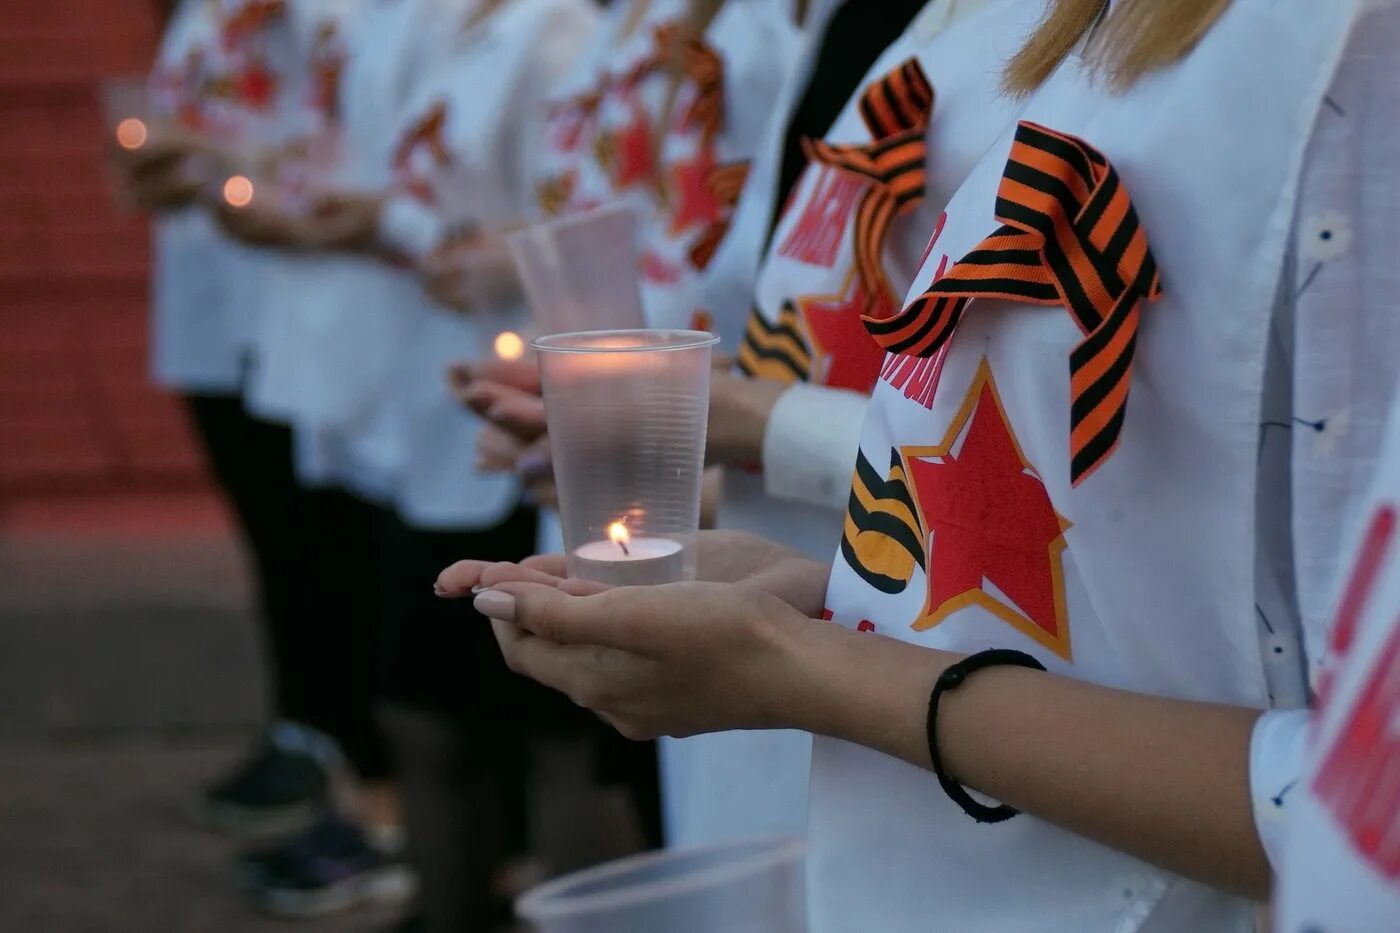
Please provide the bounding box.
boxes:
[925,648,1047,824]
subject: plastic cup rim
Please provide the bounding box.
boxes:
[515,834,806,921]
[531,328,721,355]
[506,200,636,245]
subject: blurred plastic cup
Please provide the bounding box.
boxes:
[99,77,152,151]
[516,836,806,933]
[508,203,646,334]
[533,329,718,586]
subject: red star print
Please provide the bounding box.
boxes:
[797,269,895,394]
[903,361,1072,658]
[668,147,722,236]
[608,99,655,190]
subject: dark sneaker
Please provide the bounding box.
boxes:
[197,724,329,838]
[240,815,416,918]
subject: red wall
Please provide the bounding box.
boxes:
[0,1,207,502]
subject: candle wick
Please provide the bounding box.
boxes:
[617,539,630,556]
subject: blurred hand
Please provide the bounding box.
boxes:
[109,132,211,212]
[213,191,312,247]
[420,234,522,312]
[302,189,384,251]
[421,236,480,311]
[705,370,788,468]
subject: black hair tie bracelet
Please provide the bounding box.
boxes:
[926,648,1047,824]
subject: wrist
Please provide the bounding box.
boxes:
[774,617,957,764]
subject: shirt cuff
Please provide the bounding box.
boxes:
[1249,708,1309,872]
[761,382,868,510]
[377,195,444,262]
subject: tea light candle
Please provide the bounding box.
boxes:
[116,118,148,151]
[571,522,684,586]
[223,175,255,208]
[494,330,525,361]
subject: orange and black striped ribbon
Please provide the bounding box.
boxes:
[864,121,1163,486]
[688,160,749,270]
[802,58,933,317]
[650,23,726,143]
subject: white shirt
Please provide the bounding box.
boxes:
[1274,382,1400,932]
[373,0,596,530]
[148,0,250,392]
[814,0,1370,929]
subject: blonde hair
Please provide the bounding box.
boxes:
[1003,0,1234,96]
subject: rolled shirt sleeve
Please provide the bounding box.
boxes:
[1249,708,1309,872]
[377,193,445,262]
[761,382,869,511]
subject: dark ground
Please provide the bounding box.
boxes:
[0,515,640,932]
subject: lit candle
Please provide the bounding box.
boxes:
[115,118,148,151]
[571,521,685,586]
[223,175,255,208]
[494,330,525,361]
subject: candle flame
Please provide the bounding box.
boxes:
[223,175,255,208]
[116,118,148,151]
[608,521,631,556]
[494,330,525,361]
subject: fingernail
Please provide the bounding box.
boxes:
[471,585,488,594]
[433,581,448,596]
[473,589,516,622]
[517,452,551,480]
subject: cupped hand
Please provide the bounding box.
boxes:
[436,529,829,618]
[303,189,383,251]
[471,580,812,739]
[213,193,310,247]
[452,377,547,441]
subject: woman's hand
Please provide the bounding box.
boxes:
[302,189,384,251]
[109,133,209,212]
[420,234,522,312]
[706,370,788,468]
[213,192,312,247]
[471,580,816,739]
[437,529,830,617]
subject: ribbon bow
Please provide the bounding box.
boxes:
[865,121,1163,486]
[803,58,934,317]
[688,160,749,270]
[648,23,726,143]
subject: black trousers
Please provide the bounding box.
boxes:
[184,395,392,779]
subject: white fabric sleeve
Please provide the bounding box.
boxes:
[377,193,444,262]
[761,382,869,510]
[1249,708,1309,871]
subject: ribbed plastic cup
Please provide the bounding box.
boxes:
[508,202,646,334]
[100,77,153,151]
[516,837,807,933]
[534,329,719,586]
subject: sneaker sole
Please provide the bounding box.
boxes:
[193,797,326,840]
[254,866,418,919]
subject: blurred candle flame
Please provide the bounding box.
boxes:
[223,175,255,208]
[608,521,631,555]
[116,118,148,151]
[494,330,525,361]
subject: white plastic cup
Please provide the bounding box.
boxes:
[517,837,807,933]
[99,77,153,151]
[534,329,718,586]
[508,203,647,334]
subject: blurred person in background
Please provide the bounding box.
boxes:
[443,0,810,848]
[112,0,341,849]
[215,0,597,927]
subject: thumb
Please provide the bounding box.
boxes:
[474,582,636,649]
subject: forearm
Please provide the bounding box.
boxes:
[784,622,1270,898]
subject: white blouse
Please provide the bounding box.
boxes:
[1248,0,1400,870]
